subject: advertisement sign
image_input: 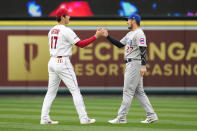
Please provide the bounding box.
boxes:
[0,30,196,87]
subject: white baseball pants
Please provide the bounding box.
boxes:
[41,57,88,121]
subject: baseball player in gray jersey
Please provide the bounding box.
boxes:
[103,14,158,124]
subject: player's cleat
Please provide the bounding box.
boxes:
[108,118,127,124]
[80,118,96,124]
[141,117,158,124]
[40,119,59,125]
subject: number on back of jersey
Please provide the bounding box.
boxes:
[51,36,58,49]
[50,29,60,49]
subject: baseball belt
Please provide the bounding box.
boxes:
[125,58,141,63]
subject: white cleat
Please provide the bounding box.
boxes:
[80,118,96,124]
[108,118,127,124]
[141,117,158,124]
[40,119,59,125]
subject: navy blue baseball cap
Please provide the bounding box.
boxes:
[124,13,141,23]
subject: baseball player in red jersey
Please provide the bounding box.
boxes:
[40,8,104,125]
[103,14,158,124]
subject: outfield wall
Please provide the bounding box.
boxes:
[0,20,197,94]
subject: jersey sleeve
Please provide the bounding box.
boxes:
[65,28,80,45]
[136,32,147,47]
[48,31,51,38]
[120,35,127,45]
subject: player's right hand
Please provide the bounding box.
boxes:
[102,29,109,37]
[95,27,104,38]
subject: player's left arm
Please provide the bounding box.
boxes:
[139,46,147,76]
[137,33,147,76]
[139,46,147,66]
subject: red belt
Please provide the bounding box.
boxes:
[57,56,62,58]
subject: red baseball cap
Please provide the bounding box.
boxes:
[56,8,69,18]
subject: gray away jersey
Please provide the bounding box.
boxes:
[120,28,147,60]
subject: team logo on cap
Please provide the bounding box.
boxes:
[140,38,144,44]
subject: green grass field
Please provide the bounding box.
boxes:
[0,96,197,131]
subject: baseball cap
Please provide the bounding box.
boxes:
[56,8,69,18]
[124,13,141,23]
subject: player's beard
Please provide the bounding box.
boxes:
[128,24,132,29]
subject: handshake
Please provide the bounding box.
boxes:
[94,27,109,38]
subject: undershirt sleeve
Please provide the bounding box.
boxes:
[106,35,125,48]
[139,46,147,66]
[76,36,96,48]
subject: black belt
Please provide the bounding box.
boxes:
[125,58,141,63]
